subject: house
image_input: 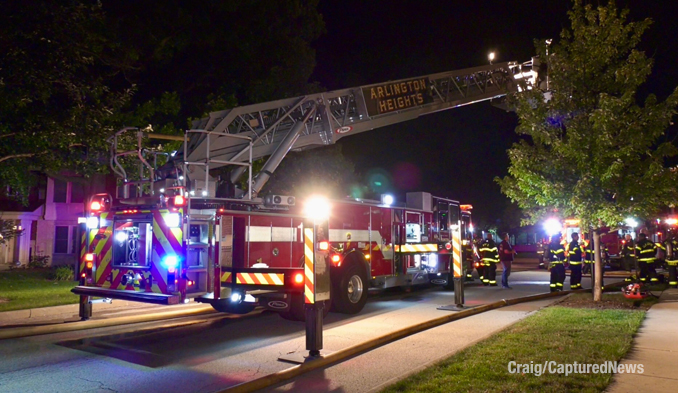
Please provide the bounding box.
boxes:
[0,175,100,270]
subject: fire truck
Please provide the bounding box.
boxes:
[73,58,538,319]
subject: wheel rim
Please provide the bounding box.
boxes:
[347,274,364,304]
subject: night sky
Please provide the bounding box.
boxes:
[311,0,678,227]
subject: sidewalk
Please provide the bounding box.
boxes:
[607,288,678,392]
[0,299,208,328]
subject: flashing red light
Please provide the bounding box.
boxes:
[90,201,102,211]
[294,273,304,284]
[621,240,626,244]
[657,232,662,236]
[364,254,370,260]
[331,254,341,263]
[85,253,94,262]
[319,241,329,251]
[174,195,186,206]
[86,262,93,269]
[81,273,86,278]
[188,280,194,286]
[445,242,452,250]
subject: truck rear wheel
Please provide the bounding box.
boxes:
[332,262,368,314]
[279,293,330,321]
[210,299,256,314]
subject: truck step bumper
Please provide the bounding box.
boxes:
[71,286,181,305]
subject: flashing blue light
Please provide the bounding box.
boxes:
[162,255,178,269]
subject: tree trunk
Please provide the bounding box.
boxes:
[593,229,603,301]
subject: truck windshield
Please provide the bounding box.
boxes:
[112,219,153,267]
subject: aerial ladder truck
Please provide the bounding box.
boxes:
[73,58,539,320]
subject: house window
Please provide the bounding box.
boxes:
[54,226,70,253]
[53,180,68,203]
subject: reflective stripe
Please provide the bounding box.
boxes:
[395,244,438,252]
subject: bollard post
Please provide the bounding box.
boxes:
[279,197,332,363]
[452,227,465,307]
[79,294,92,321]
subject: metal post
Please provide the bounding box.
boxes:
[79,294,92,321]
[78,217,92,321]
[303,217,330,358]
[439,225,472,312]
[453,227,464,307]
[305,302,324,356]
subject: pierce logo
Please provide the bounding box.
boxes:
[335,126,352,134]
[267,301,288,310]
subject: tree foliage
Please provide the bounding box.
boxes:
[0,2,134,201]
[0,1,326,202]
[496,0,678,230]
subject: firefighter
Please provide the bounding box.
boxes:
[567,232,583,289]
[664,230,678,288]
[473,233,484,283]
[621,234,636,273]
[462,238,475,281]
[548,235,566,292]
[635,233,658,283]
[478,233,499,286]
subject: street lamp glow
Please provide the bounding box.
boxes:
[488,52,495,63]
[303,196,331,220]
[543,218,562,236]
[625,217,638,228]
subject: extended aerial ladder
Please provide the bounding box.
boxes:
[169,60,537,200]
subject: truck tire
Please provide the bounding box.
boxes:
[210,299,256,314]
[279,293,331,321]
[332,261,368,314]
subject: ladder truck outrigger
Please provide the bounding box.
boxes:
[73,58,540,320]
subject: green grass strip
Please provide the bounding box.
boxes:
[0,270,78,312]
[382,305,645,393]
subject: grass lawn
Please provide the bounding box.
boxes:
[382,293,651,393]
[0,269,79,312]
